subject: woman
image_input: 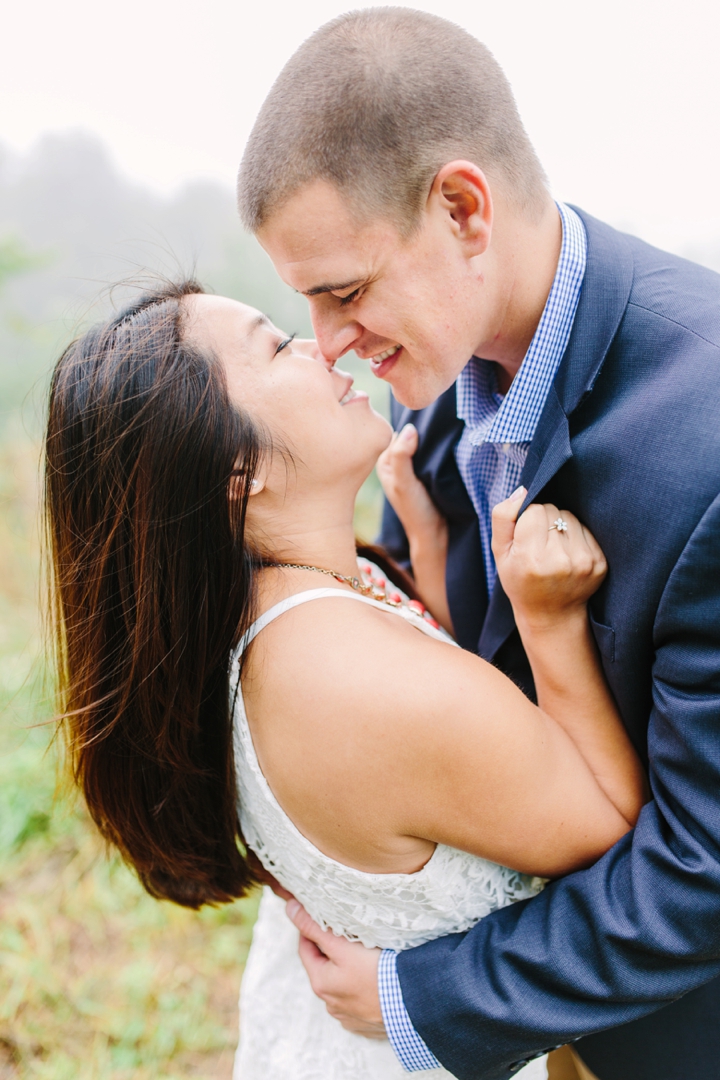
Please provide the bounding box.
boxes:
[45,282,647,1080]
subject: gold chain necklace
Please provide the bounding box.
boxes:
[272,561,400,603]
[270,562,439,628]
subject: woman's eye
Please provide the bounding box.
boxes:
[275,333,296,355]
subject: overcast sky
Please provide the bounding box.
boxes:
[4,0,720,250]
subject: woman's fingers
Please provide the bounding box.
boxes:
[543,508,606,584]
[581,523,608,578]
[490,485,527,560]
[377,424,445,539]
[495,501,608,619]
[377,423,418,497]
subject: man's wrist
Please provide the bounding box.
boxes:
[378,949,442,1072]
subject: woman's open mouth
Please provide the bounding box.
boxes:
[369,344,402,378]
[339,387,369,405]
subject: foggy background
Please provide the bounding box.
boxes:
[2,0,720,427]
[1,2,719,1076]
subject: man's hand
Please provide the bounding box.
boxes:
[286,899,387,1039]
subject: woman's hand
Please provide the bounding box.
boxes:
[377,424,446,555]
[377,424,453,635]
[492,487,607,630]
[491,488,647,824]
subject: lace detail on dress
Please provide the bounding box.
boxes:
[230,571,544,952]
[231,564,547,1080]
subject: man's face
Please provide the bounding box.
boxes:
[257,180,491,410]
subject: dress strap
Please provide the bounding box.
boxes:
[235,588,398,657]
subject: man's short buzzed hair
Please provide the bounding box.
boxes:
[238,7,548,235]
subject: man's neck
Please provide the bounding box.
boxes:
[478,198,563,394]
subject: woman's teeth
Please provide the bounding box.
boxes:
[340,388,357,405]
[371,345,401,363]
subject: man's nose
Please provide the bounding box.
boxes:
[308,299,362,366]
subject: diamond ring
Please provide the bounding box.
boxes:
[548,517,569,533]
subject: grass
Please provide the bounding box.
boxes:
[0,420,258,1080]
[0,412,384,1079]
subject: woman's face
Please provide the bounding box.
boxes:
[183,294,392,494]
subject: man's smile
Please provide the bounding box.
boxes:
[368,344,403,378]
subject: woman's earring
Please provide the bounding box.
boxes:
[250,479,259,489]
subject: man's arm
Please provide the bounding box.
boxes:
[290,493,720,1079]
[395,491,720,1079]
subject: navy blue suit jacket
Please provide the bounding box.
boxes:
[379,209,720,1080]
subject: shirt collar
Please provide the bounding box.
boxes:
[456,202,587,446]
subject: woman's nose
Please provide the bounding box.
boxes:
[295,338,335,370]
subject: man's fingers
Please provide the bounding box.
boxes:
[246,850,295,901]
[287,899,332,948]
[297,933,331,990]
[287,899,356,967]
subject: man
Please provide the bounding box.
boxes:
[236,9,720,1080]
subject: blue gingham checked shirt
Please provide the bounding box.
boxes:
[379,202,587,1072]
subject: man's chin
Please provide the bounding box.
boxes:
[371,348,459,410]
[386,371,453,412]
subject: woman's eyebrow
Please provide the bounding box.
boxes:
[301,279,363,298]
[246,313,272,338]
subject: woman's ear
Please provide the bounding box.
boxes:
[229,471,266,501]
[427,159,493,258]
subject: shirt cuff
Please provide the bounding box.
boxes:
[378,949,442,1072]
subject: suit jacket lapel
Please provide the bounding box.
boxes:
[479,209,635,662]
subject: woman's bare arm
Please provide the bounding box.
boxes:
[248,601,640,881]
[378,434,646,834]
[492,491,649,827]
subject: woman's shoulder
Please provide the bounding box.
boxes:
[239,578,484,849]
[241,587,449,870]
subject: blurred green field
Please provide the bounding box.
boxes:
[0,420,258,1079]
[0,142,387,1078]
[0,417,383,1080]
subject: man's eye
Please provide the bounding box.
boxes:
[275,332,296,354]
[338,287,362,307]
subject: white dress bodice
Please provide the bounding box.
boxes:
[232,572,547,1080]
[230,585,544,951]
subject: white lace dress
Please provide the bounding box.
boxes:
[231,576,548,1080]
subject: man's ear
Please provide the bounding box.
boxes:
[427,160,493,258]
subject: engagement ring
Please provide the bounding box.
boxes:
[549,517,569,533]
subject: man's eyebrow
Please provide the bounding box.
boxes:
[300,279,364,298]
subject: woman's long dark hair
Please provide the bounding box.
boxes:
[45,281,266,907]
[45,280,418,909]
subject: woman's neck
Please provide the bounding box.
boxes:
[271,522,362,577]
[251,487,364,582]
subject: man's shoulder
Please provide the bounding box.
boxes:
[626,240,720,349]
[578,208,720,351]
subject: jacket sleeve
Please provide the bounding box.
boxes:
[396,491,720,1080]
